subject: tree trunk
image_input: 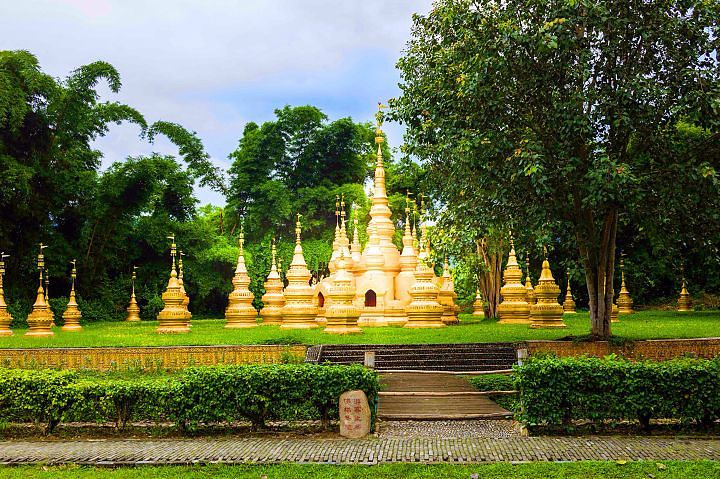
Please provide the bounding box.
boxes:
[576,208,618,338]
[476,238,502,318]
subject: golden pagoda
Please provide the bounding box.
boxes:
[26,243,54,337]
[498,236,531,324]
[60,259,82,331]
[404,239,446,328]
[324,251,362,334]
[0,253,13,336]
[439,257,459,325]
[524,255,536,305]
[225,229,258,328]
[563,269,577,314]
[178,251,192,322]
[125,266,141,322]
[530,249,566,329]
[617,257,634,314]
[280,214,319,329]
[260,240,284,325]
[156,234,190,333]
[677,278,692,311]
[472,287,485,318]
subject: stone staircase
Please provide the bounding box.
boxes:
[306,343,518,372]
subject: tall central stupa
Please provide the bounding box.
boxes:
[313,106,456,327]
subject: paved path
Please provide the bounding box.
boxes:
[378,372,510,419]
[0,436,719,465]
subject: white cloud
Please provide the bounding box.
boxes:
[2,0,434,205]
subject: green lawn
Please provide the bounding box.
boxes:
[1,310,718,348]
[2,461,719,478]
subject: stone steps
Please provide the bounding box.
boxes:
[307,343,518,372]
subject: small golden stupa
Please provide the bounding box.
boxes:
[611,289,620,323]
[472,286,485,318]
[524,255,536,305]
[280,214,319,329]
[439,257,459,325]
[260,240,284,325]
[60,259,82,331]
[530,248,566,329]
[677,278,692,311]
[0,252,13,336]
[617,257,634,314]
[26,243,54,337]
[324,251,362,334]
[498,236,531,324]
[178,251,192,322]
[125,266,141,322]
[156,235,190,333]
[404,236,446,329]
[562,269,576,314]
[225,229,258,328]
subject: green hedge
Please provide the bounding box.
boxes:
[516,356,720,428]
[0,364,378,433]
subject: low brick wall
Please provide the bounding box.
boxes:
[526,337,720,360]
[0,344,308,371]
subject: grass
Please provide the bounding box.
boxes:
[2,461,719,478]
[1,310,718,349]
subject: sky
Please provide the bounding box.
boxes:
[2,0,435,205]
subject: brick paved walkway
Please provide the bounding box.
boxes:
[0,436,719,465]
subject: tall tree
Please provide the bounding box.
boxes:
[227,105,383,242]
[390,0,720,336]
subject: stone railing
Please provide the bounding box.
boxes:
[525,337,720,361]
[0,344,308,371]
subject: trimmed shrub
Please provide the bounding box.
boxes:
[0,364,378,434]
[516,355,720,428]
[469,374,516,392]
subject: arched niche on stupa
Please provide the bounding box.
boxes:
[317,292,325,308]
[365,290,377,307]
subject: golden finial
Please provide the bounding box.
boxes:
[295,213,302,244]
[132,265,137,290]
[375,102,387,139]
[70,258,77,281]
[335,195,340,227]
[167,234,177,269]
[239,226,245,253]
[271,238,277,264]
[44,267,49,301]
[525,253,531,277]
[0,252,7,277]
[37,243,47,272]
[340,193,346,222]
[543,244,548,259]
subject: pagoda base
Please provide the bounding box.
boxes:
[563,310,577,315]
[358,315,389,327]
[25,328,54,337]
[404,320,446,328]
[60,324,83,332]
[0,329,12,336]
[530,319,567,329]
[224,320,258,329]
[442,314,459,325]
[324,324,363,335]
[280,322,319,329]
[618,308,634,314]
[497,316,531,324]
[156,321,190,334]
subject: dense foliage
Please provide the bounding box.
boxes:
[0,364,379,433]
[390,0,720,334]
[516,355,720,428]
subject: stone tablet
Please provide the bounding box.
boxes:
[339,390,371,438]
